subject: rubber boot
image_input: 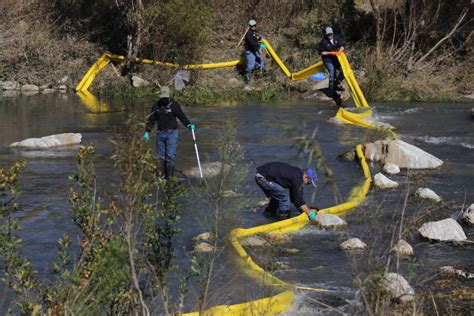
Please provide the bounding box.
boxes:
[166,164,175,179]
[243,74,250,84]
[264,199,278,217]
[328,81,335,96]
[277,209,291,220]
[161,162,168,179]
[335,80,344,92]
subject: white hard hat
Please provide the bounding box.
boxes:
[248,19,257,26]
[325,27,334,35]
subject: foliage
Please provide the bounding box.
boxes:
[189,119,247,312]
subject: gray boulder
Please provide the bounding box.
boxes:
[391,239,413,257]
[418,218,467,242]
[463,204,474,225]
[415,188,442,203]
[131,75,150,88]
[365,139,443,169]
[314,213,347,229]
[381,273,415,303]
[193,242,215,253]
[374,172,399,189]
[240,236,268,247]
[10,133,82,149]
[383,163,400,175]
[340,238,367,250]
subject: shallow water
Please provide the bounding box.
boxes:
[0,93,473,313]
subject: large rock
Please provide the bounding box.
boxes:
[415,188,442,202]
[182,162,228,178]
[463,204,474,225]
[314,213,347,229]
[340,238,367,250]
[364,139,443,169]
[10,133,82,149]
[391,239,413,257]
[263,232,291,243]
[418,218,467,242]
[380,273,415,303]
[310,78,329,91]
[131,76,150,88]
[383,163,400,175]
[21,84,39,92]
[374,172,399,189]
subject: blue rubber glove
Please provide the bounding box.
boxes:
[308,210,317,221]
[260,43,267,49]
[187,123,196,130]
[143,131,149,142]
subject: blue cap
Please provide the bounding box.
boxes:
[306,168,318,187]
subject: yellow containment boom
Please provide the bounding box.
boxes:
[75,40,368,109]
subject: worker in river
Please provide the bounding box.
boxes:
[143,86,195,179]
[319,26,345,107]
[255,161,318,221]
[243,19,266,84]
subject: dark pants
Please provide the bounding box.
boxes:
[324,60,344,84]
[255,174,291,216]
[156,129,178,167]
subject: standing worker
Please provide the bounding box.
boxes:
[255,161,318,221]
[319,26,345,106]
[144,86,196,179]
[243,19,266,84]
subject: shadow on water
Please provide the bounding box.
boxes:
[0,93,473,313]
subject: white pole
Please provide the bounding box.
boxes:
[191,128,203,178]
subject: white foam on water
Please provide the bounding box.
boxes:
[403,107,421,113]
[461,142,474,149]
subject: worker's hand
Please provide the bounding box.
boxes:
[187,123,196,130]
[307,210,317,221]
[143,131,149,142]
[260,43,267,49]
[339,47,345,52]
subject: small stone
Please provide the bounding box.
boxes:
[391,239,413,256]
[340,238,367,250]
[40,84,51,90]
[256,199,269,208]
[439,266,474,280]
[192,232,210,242]
[463,204,474,225]
[314,213,347,229]
[131,75,150,88]
[243,85,255,91]
[193,242,215,253]
[58,85,67,92]
[282,248,300,254]
[374,172,399,189]
[21,84,39,94]
[274,262,290,270]
[383,163,400,175]
[339,150,356,161]
[221,190,243,198]
[59,75,69,84]
[380,273,415,303]
[418,218,467,242]
[240,236,268,247]
[42,88,56,94]
[1,81,19,90]
[263,232,291,243]
[415,188,442,202]
[328,116,345,125]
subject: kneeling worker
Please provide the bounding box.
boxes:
[255,161,318,221]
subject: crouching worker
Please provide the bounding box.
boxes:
[255,161,318,221]
[143,86,196,179]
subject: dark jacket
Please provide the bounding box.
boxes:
[319,34,345,63]
[146,98,191,132]
[256,162,306,207]
[245,29,262,53]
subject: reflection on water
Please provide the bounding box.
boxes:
[0,94,473,313]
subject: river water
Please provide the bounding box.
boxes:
[0,93,472,314]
